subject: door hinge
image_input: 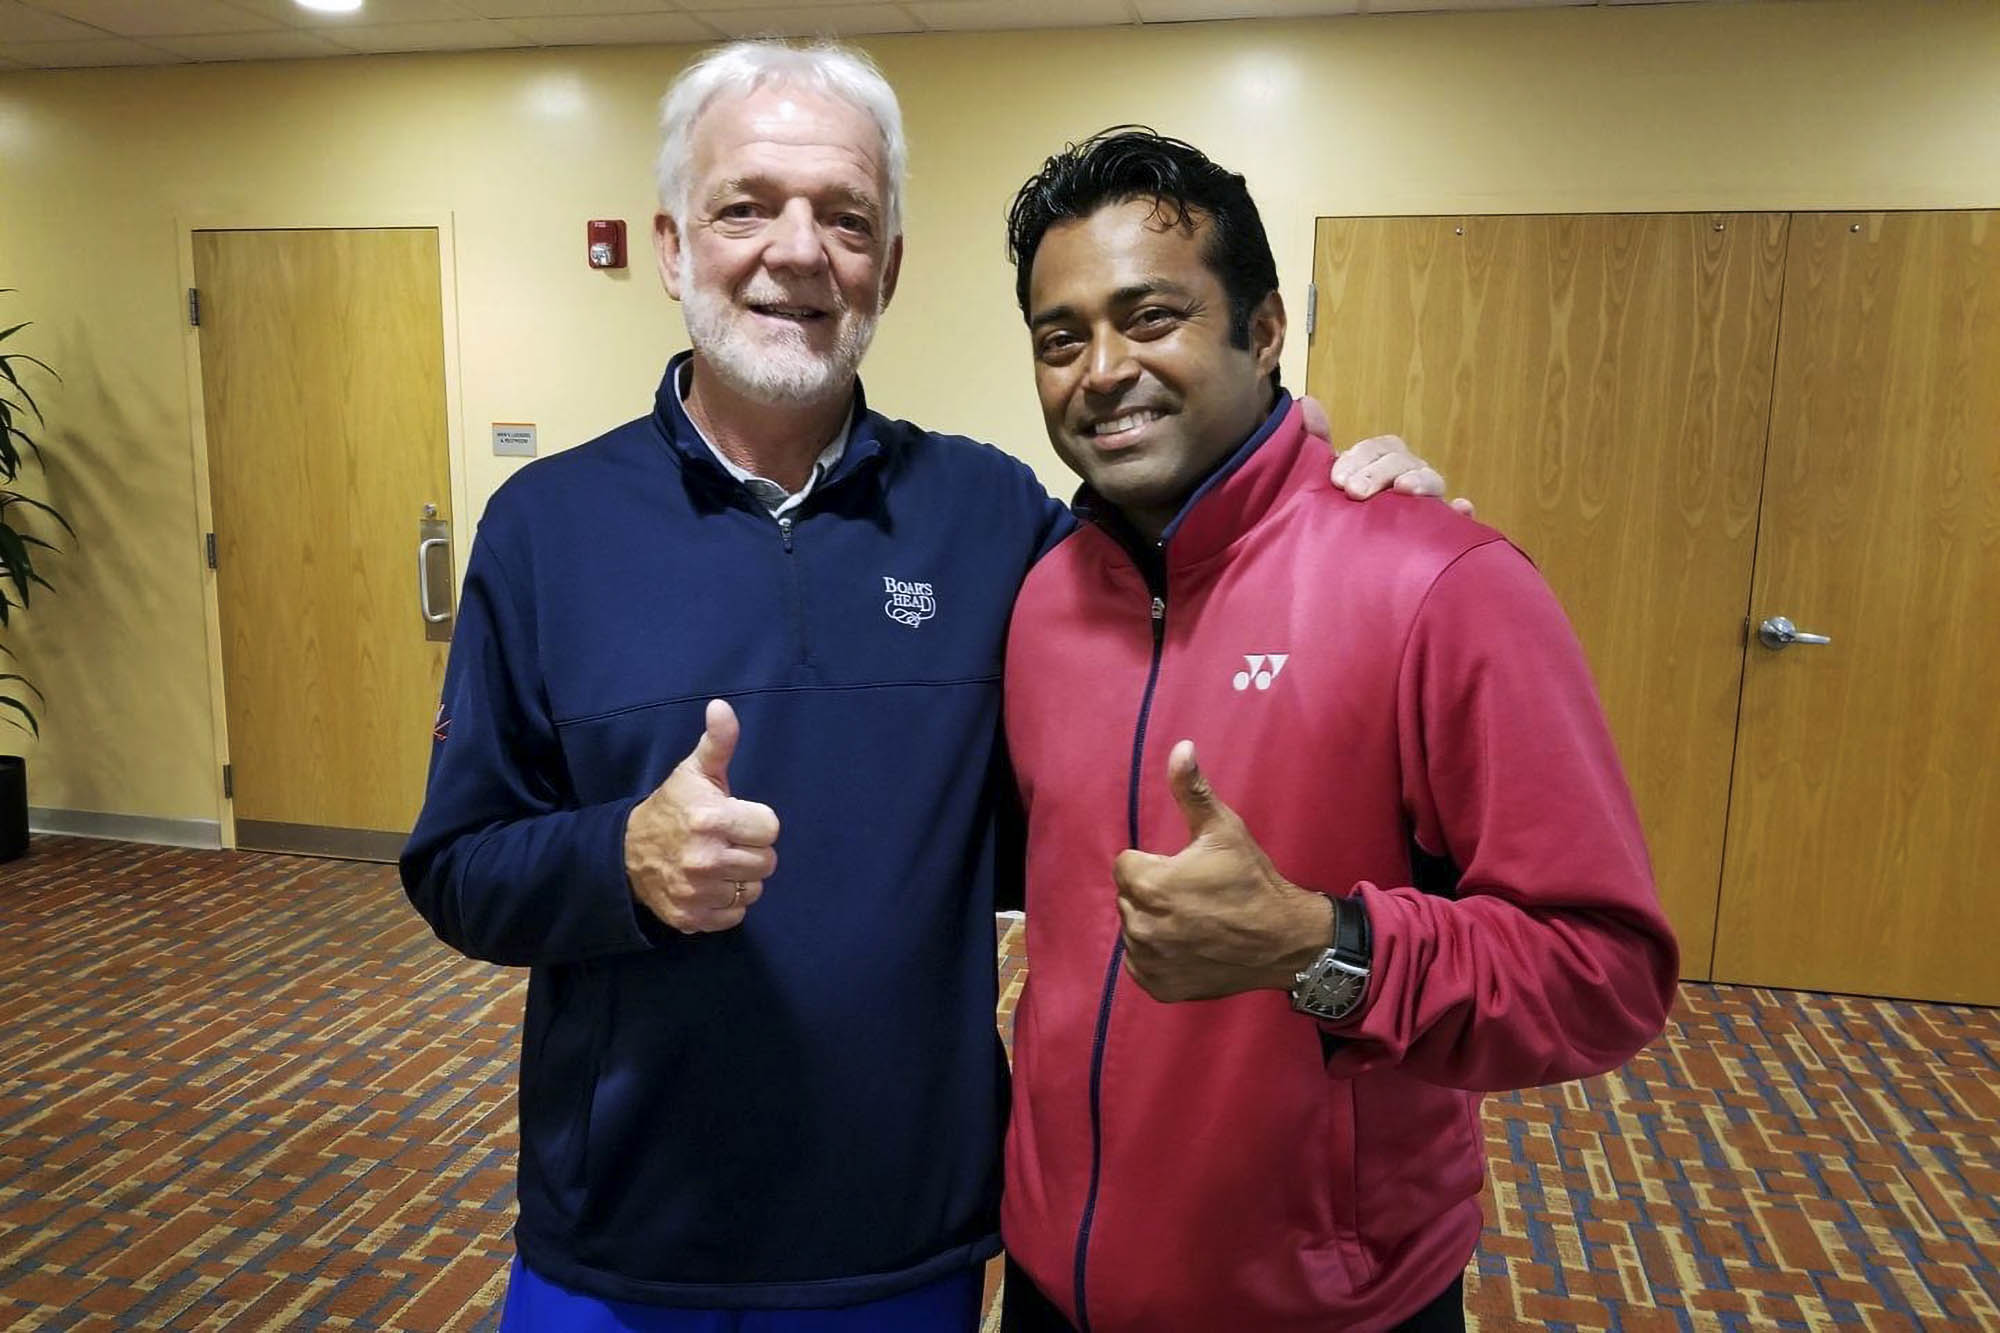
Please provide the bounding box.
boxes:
[221,763,233,799]
[205,532,217,569]
[1306,281,1317,344]
[188,287,201,327]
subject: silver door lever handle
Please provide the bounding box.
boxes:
[1757,616,1830,650]
[418,536,451,624]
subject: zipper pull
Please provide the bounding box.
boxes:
[778,516,794,552]
[1150,596,1166,621]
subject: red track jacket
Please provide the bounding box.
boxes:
[1002,398,1678,1332]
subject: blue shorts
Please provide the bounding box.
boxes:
[498,1254,984,1332]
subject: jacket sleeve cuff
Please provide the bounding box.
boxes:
[1315,886,1392,1067]
[596,793,674,949]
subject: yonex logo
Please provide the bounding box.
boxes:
[1231,654,1290,691]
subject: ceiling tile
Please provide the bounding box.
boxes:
[225,0,483,26]
[319,17,530,50]
[907,0,1135,31]
[1134,0,1357,18]
[0,0,100,42]
[504,12,718,44]
[694,5,921,39]
[1362,0,1585,9]
[0,35,186,65]
[459,0,677,15]
[144,27,352,59]
[0,0,1803,68]
[24,0,281,35]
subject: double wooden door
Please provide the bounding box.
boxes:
[193,228,455,861]
[1309,210,2000,1005]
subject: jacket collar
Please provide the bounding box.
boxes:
[1074,391,1307,576]
[650,349,888,490]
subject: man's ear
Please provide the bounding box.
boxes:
[1250,290,1286,377]
[654,211,685,300]
[878,233,905,313]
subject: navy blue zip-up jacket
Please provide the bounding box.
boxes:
[401,353,1068,1308]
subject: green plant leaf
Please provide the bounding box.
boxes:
[0,673,44,701]
[0,524,32,606]
[0,695,38,738]
[0,362,44,424]
[3,421,44,468]
[0,494,74,540]
[0,351,58,382]
[0,295,66,739]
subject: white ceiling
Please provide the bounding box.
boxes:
[0,0,1772,71]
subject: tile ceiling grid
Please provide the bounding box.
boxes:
[0,0,1764,70]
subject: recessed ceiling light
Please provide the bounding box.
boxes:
[295,0,364,13]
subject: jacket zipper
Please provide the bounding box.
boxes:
[775,514,814,668]
[767,451,879,670]
[1073,582,1169,1333]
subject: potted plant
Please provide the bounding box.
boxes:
[1,292,74,861]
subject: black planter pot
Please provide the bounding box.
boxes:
[0,755,26,862]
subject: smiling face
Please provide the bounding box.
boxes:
[655,81,903,405]
[1027,198,1283,537]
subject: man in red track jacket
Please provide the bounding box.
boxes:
[997,129,1680,1333]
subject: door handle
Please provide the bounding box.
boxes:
[1756,615,1831,651]
[418,536,451,625]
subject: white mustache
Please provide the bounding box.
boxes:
[742,280,847,314]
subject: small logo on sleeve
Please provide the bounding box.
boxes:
[1231,654,1289,691]
[883,576,936,629]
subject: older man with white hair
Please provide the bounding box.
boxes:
[403,39,1446,1332]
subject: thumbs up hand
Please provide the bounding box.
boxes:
[625,699,782,934]
[1112,740,1334,1003]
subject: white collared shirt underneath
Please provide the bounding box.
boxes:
[677,360,850,520]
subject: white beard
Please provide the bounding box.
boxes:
[680,252,882,406]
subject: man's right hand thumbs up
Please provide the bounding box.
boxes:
[1111,740,1330,1004]
[626,699,781,934]
[685,695,740,794]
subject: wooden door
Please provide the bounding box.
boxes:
[194,228,453,860]
[1713,212,2000,1004]
[1308,215,1790,977]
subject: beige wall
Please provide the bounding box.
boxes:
[1,0,1996,825]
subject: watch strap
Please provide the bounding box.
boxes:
[1331,893,1369,964]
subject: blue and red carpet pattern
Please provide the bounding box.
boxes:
[0,836,1995,1330]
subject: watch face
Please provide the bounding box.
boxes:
[1295,952,1368,1020]
[1317,973,1362,1018]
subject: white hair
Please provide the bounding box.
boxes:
[655,40,908,240]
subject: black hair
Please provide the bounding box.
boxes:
[1005,126,1281,384]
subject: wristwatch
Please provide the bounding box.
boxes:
[1289,895,1372,1022]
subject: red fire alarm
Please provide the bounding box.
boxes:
[587,219,626,270]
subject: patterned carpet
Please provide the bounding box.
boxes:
[0,835,1995,1331]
